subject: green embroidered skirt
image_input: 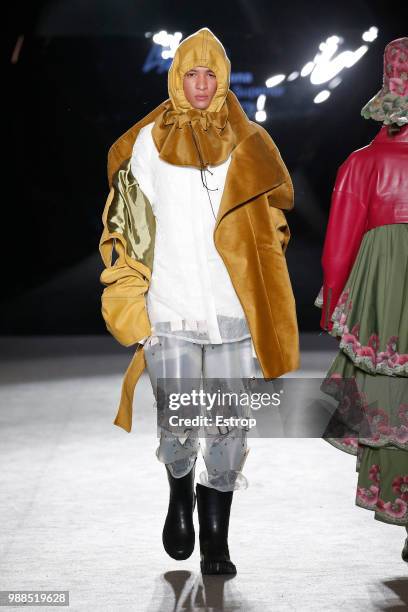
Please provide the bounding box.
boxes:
[315,224,408,525]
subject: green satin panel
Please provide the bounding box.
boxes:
[107,158,156,271]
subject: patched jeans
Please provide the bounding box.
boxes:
[143,335,263,492]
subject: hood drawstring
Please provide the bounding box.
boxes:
[189,122,218,221]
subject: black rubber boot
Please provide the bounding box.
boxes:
[162,457,197,560]
[196,482,237,575]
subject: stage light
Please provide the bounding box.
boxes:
[310,54,345,84]
[145,26,379,115]
[265,74,286,87]
[328,76,342,89]
[314,90,331,103]
[152,30,167,45]
[313,36,339,65]
[362,27,378,42]
[255,94,267,122]
[255,110,267,122]
[344,45,369,67]
[301,61,315,77]
[257,94,266,110]
[153,30,183,59]
[287,71,299,81]
[310,44,369,84]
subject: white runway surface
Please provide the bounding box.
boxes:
[0,335,407,611]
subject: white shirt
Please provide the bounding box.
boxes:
[130,121,254,353]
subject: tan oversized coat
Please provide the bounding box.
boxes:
[99,90,300,432]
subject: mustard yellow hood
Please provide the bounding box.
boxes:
[151,27,235,168]
[167,27,231,114]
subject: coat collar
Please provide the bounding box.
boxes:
[214,124,289,231]
[372,124,408,144]
[107,90,289,230]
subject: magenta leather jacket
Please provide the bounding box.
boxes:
[320,123,408,332]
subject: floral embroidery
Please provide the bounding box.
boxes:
[327,287,408,376]
[356,462,380,507]
[363,428,408,446]
[322,370,408,450]
[376,497,408,519]
[399,404,408,425]
[369,463,380,484]
[356,462,408,522]
[392,475,408,501]
[324,436,359,455]
[356,483,379,507]
[366,407,389,432]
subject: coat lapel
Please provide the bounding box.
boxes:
[214,128,288,232]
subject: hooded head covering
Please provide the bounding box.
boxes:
[361,37,408,126]
[151,27,237,170]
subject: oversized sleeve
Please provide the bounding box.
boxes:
[98,139,156,347]
[319,157,368,332]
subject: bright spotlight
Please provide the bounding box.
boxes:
[345,45,369,67]
[152,30,183,59]
[153,30,168,45]
[314,90,331,104]
[257,94,266,110]
[313,36,339,65]
[301,61,315,77]
[255,110,267,122]
[287,71,299,81]
[310,45,368,84]
[362,26,378,42]
[327,35,341,45]
[265,74,286,87]
[328,76,342,89]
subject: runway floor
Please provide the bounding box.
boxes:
[0,335,407,611]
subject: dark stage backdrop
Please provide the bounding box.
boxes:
[3,0,404,335]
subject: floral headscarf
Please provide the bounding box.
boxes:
[361,37,408,126]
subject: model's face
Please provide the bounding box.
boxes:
[183,66,217,110]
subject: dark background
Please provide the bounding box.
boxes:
[3,0,405,335]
